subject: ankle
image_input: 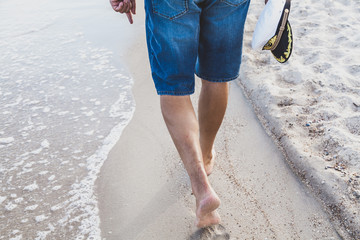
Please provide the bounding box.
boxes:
[203,151,213,163]
[191,181,213,200]
[194,183,217,201]
[201,146,214,164]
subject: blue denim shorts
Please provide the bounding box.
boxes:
[145,0,251,95]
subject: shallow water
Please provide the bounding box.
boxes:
[0,0,136,239]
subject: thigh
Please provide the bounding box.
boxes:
[195,0,251,82]
[145,0,201,95]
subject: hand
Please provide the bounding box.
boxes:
[110,0,136,24]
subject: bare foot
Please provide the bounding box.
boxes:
[196,191,221,228]
[196,210,221,228]
[204,148,216,176]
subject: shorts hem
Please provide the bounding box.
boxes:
[157,90,195,96]
[195,73,239,82]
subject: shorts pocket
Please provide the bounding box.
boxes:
[152,0,189,20]
[220,0,249,7]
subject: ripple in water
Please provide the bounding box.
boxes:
[0,0,135,239]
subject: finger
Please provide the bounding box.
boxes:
[118,2,127,13]
[115,2,122,12]
[131,0,136,14]
[126,12,133,24]
[124,0,131,13]
[110,0,118,11]
[111,1,121,11]
[122,0,128,12]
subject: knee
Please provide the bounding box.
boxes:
[201,80,229,92]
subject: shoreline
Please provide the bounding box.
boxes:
[0,0,138,238]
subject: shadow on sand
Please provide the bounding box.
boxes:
[189,224,230,240]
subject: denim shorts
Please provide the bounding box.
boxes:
[145,0,251,95]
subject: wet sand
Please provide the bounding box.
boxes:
[96,2,341,238]
[0,0,137,238]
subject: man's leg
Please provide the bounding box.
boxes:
[198,80,229,175]
[160,95,221,227]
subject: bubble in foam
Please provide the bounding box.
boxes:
[9,234,22,240]
[0,196,7,204]
[35,230,51,240]
[35,215,48,223]
[52,185,62,191]
[25,204,38,211]
[50,204,63,212]
[41,140,50,148]
[0,137,14,144]
[23,181,39,191]
[14,198,24,204]
[38,171,48,175]
[48,175,55,181]
[5,202,18,211]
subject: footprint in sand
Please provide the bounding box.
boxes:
[189,225,230,240]
[312,63,332,74]
[297,9,308,18]
[303,51,320,65]
[348,65,360,77]
[328,49,344,60]
[336,36,349,43]
[277,70,303,86]
[345,116,360,136]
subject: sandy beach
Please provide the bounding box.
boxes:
[239,0,360,238]
[97,0,359,239]
[1,0,359,239]
[96,34,340,239]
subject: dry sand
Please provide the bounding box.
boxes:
[239,0,360,238]
[96,2,347,239]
